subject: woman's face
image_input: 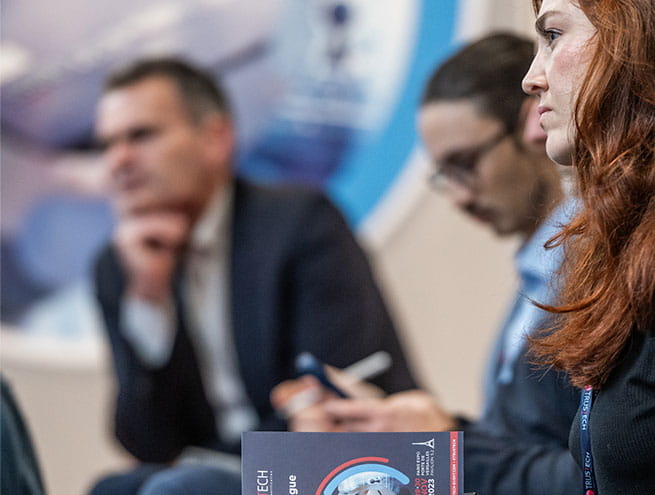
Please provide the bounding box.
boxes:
[522,0,597,165]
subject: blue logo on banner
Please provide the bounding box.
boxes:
[238,0,458,226]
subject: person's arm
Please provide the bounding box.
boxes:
[461,424,581,495]
[272,377,455,433]
[254,190,417,432]
[284,193,417,394]
[274,382,581,495]
[321,390,457,432]
[120,295,176,367]
[95,212,213,463]
[1,377,45,495]
[113,210,188,370]
[461,341,582,495]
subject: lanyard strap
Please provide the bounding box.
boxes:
[579,385,597,495]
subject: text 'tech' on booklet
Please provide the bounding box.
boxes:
[242,431,463,495]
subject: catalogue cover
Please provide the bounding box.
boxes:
[242,431,463,495]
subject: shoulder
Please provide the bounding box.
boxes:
[230,179,358,258]
[235,178,332,207]
[94,243,121,279]
[233,178,345,226]
[628,328,655,373]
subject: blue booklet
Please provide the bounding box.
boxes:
[242,431,463,495]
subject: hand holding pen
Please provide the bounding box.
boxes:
[271,351,391,422]
[271,350,458,433]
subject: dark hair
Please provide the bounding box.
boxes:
[530,0,655,388]
[422,32,535,133]
[104,56,231,121]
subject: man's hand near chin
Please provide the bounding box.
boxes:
[114,209,191,303]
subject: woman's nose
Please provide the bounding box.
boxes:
[522,54,547,96]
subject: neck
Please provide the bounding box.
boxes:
[520,155,565,242]
[189,175,230,226]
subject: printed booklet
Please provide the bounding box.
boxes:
[242,431,463,495]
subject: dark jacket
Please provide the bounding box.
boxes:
[463,343,581,495]
[95,179,416,462]
[570,329,655,495]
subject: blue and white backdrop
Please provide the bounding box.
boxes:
[1,0,532,319]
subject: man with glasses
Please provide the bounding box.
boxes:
[273,33,581,495]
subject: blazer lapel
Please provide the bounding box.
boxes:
[229,179,274,410]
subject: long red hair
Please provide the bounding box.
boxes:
[530,0,655,388]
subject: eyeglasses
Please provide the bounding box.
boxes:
[427,129,510,191]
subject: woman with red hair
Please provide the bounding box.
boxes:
[523,0,655,493]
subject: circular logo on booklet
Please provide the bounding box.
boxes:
[315,457,410,495]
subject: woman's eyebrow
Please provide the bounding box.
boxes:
[535,11,555,34]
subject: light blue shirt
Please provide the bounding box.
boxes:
[483,198,578,411]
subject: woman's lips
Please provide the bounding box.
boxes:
[537,105,553,129]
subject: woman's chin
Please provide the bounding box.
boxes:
[545,136,574,167]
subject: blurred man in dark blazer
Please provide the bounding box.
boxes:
[90,57,416,495]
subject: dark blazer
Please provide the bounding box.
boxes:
[95,179,416,463]
[462,343,581,495]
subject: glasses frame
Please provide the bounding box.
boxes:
[427,129,511,191]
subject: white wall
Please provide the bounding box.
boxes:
[369,187,518,417]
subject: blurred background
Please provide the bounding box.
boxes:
[1,0,534,493]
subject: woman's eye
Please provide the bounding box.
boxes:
[545,29,561,45]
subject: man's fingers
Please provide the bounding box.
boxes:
[271,376,324,418]
[116,212,190,252]
[324,365,385,399]
[113,211,192,301]
[323,398,381,421]
[278,387,323,419]
[329,400,385,432]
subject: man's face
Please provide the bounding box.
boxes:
[418,99,547,238]
[95,76,231,217]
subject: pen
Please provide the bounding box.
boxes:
[281,351,392,418]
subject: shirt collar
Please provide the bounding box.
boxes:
[189,182,234,254]
[515,196,578,285]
